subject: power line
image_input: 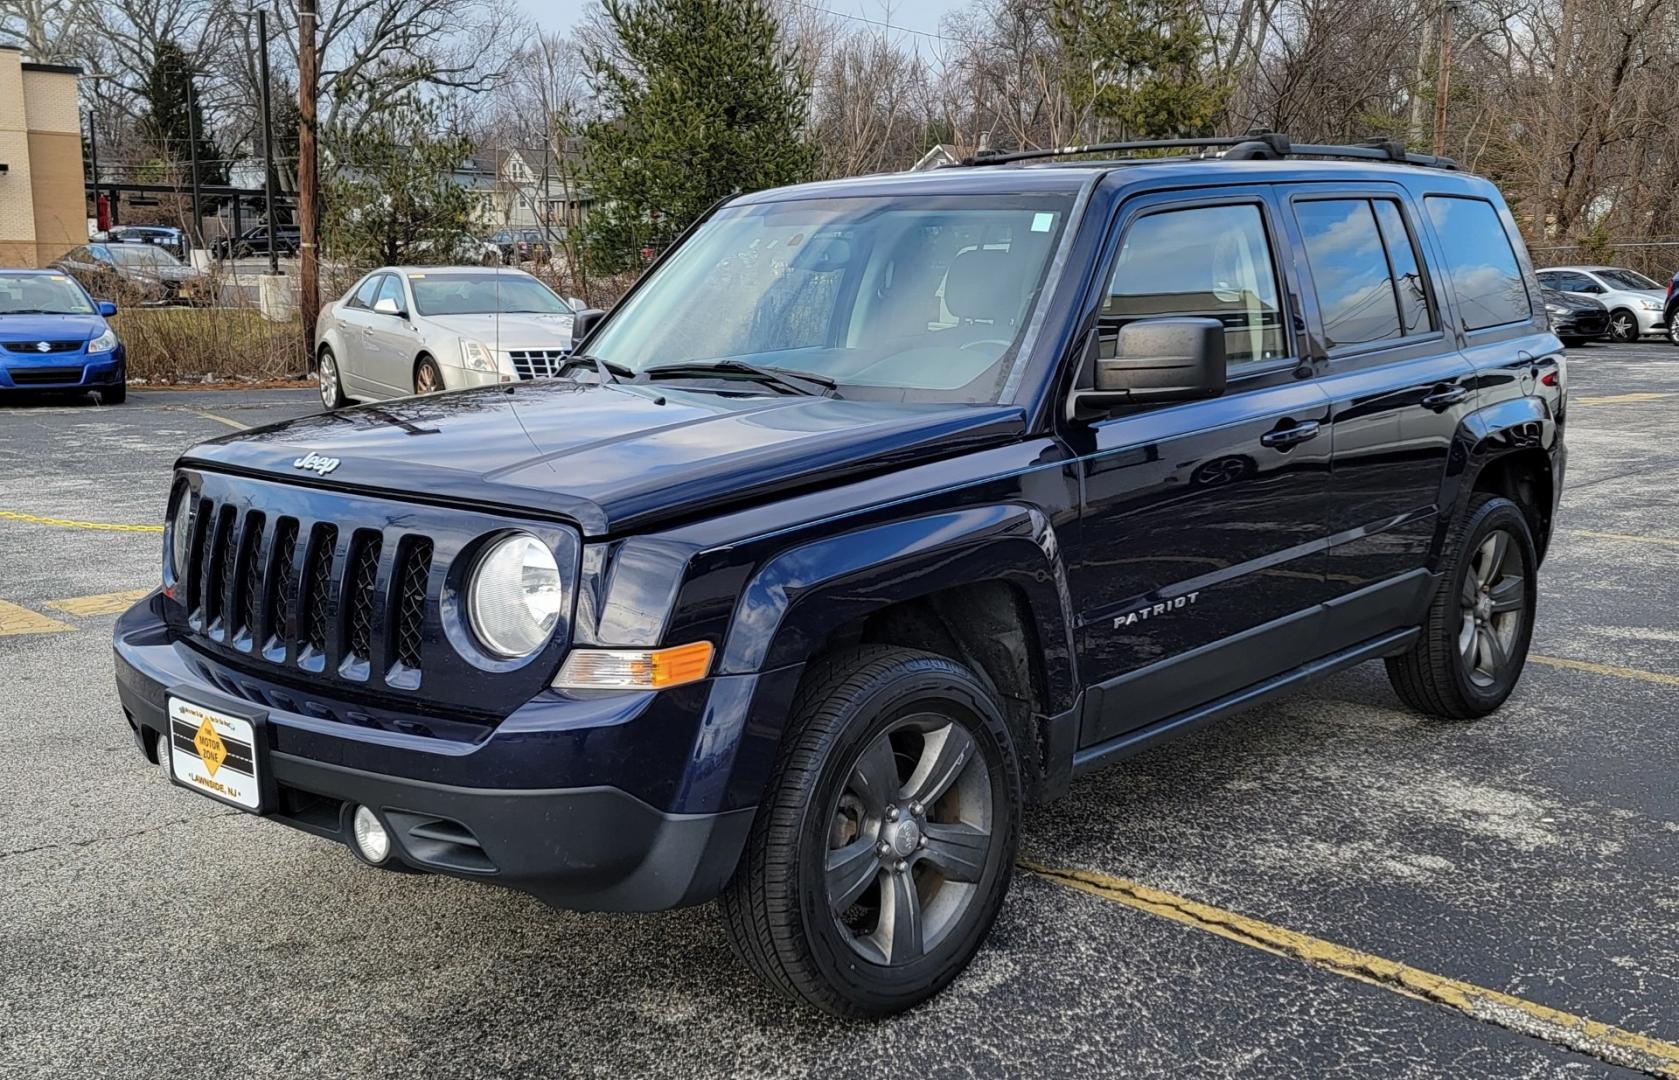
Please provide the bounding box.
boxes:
[785,0,983,48]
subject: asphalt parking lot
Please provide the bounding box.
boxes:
[2,342,1678,1078]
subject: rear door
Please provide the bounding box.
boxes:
[1276,185,1473,651]
[1064,187,1336,747]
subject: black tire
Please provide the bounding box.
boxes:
[1386,494,1538,719]
[1666,314,1679,346]
[1608,308,1640,343]
[233,242,254,260]
[413,354,444,394]
[317,345,347,409]
[1560,336,1584,348]
[98,381,127,405]
[719,645,1021,1018]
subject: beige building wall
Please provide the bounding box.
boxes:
[0,47,84,268]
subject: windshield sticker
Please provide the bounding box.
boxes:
[1031,212,1054,233]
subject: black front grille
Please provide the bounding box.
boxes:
[1,340,81,354]
[509,349,569,379]
[7,366,83,384]
[171,471,578,715]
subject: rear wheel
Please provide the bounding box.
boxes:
[719,645,1020,1017]
[317,346,347,409]
[1609,309,1640,343]
[1386,494,1537,718]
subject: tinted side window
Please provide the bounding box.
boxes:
[1295,200,1402,349]
[1103,203,1287,369]
[1372,201,1434,335]
[349,275,382,310]
[1424,196,1530,330]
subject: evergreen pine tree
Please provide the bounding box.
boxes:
[580,0,819,275]
[1050,0,1227,140]
[142,41,229,188]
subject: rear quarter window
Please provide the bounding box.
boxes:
[1424,196,1531,330]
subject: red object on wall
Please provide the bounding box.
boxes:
[96,192,111,232]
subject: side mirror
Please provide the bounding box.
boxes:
[1069,317,1227,420]
[373,297,405,317]
[97,300,118,317]
[571,307,606,340]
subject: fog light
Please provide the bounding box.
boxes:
[351,805,392,864]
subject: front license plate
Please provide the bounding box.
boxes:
[166,697,263,811]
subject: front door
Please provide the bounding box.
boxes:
[365,274,419,397]
[1064,190,1336,748]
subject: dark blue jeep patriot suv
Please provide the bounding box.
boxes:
[114,134,1565,1017]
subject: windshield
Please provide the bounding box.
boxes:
[0,273,94,315]
[109,245,180,268]
[585,194,1074,403]
[1598,268,1660,291]
[408,273,572,316]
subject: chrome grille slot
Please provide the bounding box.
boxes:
[391,537,433,680]
[301,524,338,668]
[233,511,266,649]
[342,530,383,678]
[204,505,237,638]
[508,349,569,380]
[264,518,299,657]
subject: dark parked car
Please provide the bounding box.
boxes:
[1664,269,1679,345]
[106,224,190,260]
[53,243,206,305]
[0,269,126,402]
[212,224,301,259]
[1542,287,1609,345]
[115,133,1564,1017]
[487,228,553,264]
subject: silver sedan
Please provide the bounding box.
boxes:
[312,266,578,409]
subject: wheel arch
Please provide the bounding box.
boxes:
[717,504,1080,803]
[1448,396,1558,563]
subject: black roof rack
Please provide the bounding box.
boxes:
[960,130,1457,171]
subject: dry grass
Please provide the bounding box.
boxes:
[110,307,308,383]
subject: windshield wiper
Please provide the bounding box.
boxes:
[640,360,838,398]
[551,353,633,384]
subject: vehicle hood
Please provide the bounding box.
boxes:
[179,381,1026,536]
[0,314,105,342]
[120,265,204,283]
[421,312,576,349]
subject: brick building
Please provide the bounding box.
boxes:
[0,47,85,267]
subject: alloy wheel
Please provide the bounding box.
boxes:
[824,713,994,966]
[1458,528,1526,688]
[318,353,339,407]
[1667,319,1679,346]
[1611,312,1637,342]
[416,362,440,394]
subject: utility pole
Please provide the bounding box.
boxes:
[256,6,278,276]
[185,73,204,250]
[1432,0,1459,157]
[86,113,100,225]
[297,0,320,365]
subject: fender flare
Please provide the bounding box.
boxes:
[1439,394,1556,552]
[717,502,1079,717]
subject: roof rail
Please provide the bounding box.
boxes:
[962,130,1458,171]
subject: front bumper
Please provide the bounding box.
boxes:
[1551,310,1609,339]
[114,597,799,911]
[0,351,122,389]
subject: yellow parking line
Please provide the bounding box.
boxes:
[1573,392,1672,405]
[183,407,248,431]
[0,600,72,637]
[0,510,163,533]
[1570,530,1679,548]
[1530,654,1679,688]
[45,587,152,617]
[1025,861,1679,1077]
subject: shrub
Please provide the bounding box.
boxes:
[109,307,307,383]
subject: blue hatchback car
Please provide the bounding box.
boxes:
[0,269,126,403]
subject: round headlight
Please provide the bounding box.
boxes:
[468,533,563,657]
[170,492,193,580]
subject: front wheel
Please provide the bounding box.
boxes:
[1666,316,1679,346]
[98,381,127,405]
[1386,494,1537,718]
[414,355,444,394]
[1609,309,1640,343]
[719,645,1020,1017]
[317,346,347,410]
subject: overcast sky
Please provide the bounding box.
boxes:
[513,0,972,49]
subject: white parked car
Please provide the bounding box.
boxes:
[1535,265,1668,343]
[313,267,580,408]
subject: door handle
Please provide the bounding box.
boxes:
[1260,420,1321,448]
[1421,384,1469,410]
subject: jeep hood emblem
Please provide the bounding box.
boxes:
[293,451,341,476]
